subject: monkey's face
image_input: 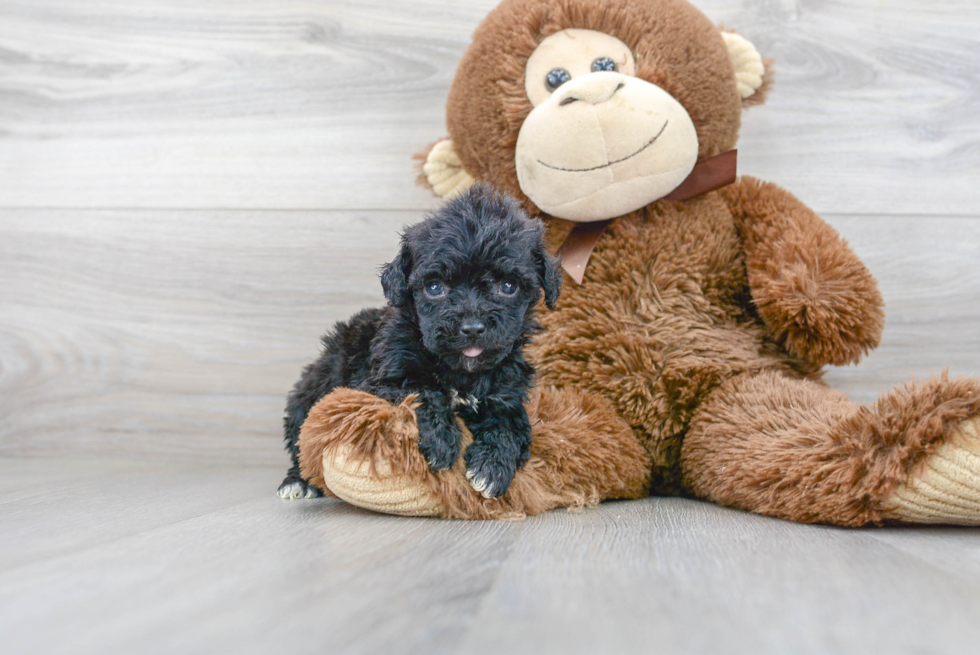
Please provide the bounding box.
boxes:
[430,0,770,224]
[515,29,699,221]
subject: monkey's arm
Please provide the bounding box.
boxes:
[721,176,885,367]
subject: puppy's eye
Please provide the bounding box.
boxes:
[545,68,571,91]
[499,279,518,296]
[591,57,617,73]
[424,281,446,298]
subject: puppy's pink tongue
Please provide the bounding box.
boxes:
[463,346,484,358]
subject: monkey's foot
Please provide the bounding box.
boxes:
[297,387,651,520]
[324,445,445,517]
[882,417,980,525]
[297,389,445,517]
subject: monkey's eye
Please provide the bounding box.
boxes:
[545,68,571,91]
[591,57,617,73]
[424,281,447,298]
[498,279,518,296]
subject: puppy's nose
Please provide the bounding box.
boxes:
[460,319,486,338]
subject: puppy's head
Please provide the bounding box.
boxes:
[381,184,561,372]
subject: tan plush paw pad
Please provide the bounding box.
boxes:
[883,417,980,524]
[322,446,444,517]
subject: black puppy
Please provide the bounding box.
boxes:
[278,184,562,500]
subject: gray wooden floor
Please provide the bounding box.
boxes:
[5,457,980,655]
[2,1,980,653]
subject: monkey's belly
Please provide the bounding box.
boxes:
[531,203,810,483]
[527,287,802,491]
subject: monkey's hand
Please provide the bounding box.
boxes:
[723,176,885,367]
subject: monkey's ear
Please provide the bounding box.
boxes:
[417,139,475,198]
[535,246,563,310]
[381,242,412,306]
[721,31,772,107]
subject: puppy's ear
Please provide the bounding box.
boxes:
[535,245,563,310]
[381,242,412,306]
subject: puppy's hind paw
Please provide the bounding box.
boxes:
[277,478,323,500]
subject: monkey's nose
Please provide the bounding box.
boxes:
[460,319,486,338]
[555,72,627,107]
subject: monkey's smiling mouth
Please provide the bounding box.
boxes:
[536,121,669,173]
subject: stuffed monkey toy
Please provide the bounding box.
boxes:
[295,0,980,525]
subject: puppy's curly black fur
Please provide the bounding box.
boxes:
[279,184,562,500]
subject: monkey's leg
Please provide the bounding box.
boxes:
[681,370,980,526]
[297,387,651,519]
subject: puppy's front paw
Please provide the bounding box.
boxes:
[464,441,518,498]
[418,427,461,471]
[277,477,323,500]
[416,402,462,471]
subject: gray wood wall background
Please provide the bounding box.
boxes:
[2,0,979,468]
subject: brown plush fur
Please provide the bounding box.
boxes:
[723,178,885,367]
[300,387,651,519]
[525,179,880,493]
[296,0,980,525]
[682,371,980,525]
